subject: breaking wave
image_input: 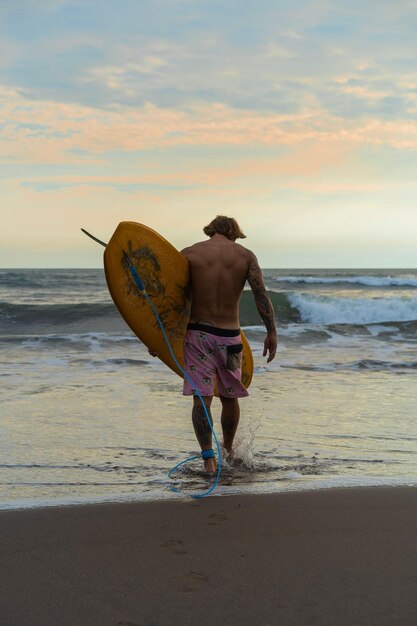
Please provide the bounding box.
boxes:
[287,293,417,325]
[2,290,417,333]
[273,275,417,288]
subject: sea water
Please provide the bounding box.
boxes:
[1,268,416,508]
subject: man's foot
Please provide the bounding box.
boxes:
[201,449,217,475]
[203,458,217,474]
[225,448,244,467]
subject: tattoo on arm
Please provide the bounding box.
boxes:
[247,254,276,333]
[192,404,213,448]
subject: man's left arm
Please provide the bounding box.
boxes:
[246,251,277,362]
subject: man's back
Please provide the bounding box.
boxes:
[182,234,250,329]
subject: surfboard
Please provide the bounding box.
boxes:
[102,221,253,390]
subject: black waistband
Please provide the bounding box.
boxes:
[187,323,240,337]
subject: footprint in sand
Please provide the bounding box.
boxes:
[178,571,209,593]
[206,512,228,526]
[160,538,187,555]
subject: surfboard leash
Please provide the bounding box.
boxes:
[82,227,222,497]
[122,251,222,499]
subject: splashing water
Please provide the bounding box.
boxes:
[219,412,262,473]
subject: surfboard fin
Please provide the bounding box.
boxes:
[81,228,107,247]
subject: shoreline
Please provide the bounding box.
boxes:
[1,486,417,625]
[2,474,417,512]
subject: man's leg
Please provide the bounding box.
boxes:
[220,395,240,454]
[192,395,216,473]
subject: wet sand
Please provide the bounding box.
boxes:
[1,487,417,626]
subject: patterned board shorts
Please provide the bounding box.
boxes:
[182,323,249,398]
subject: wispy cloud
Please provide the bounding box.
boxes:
[2,85,416,169]
[1,1,415,114]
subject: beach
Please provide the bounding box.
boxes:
[1,487,417,626]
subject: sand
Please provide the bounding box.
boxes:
[1,487,417,626]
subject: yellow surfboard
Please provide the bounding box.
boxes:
[103,221,253,390]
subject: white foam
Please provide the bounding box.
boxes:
[283,471,303,479]
[275,275,417,288]
[241,325,265,332]
[20,332,138,352]
[2,474,417,511]
[366,324,399,337]
[288,293,417,325]
[229,420,260,469]
[0,488,177,511]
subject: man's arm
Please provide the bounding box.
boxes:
[246,251,277,362]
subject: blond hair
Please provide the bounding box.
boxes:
[203,215,246,241]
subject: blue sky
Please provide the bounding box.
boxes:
[1,0,416,267]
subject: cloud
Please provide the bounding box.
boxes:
[1,84,417,172]
[0,0,415,117]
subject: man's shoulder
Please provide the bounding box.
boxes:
[234,242,255,260]
[180,240,206,257]
[181,239,255,261]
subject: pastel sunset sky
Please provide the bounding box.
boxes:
[1,0,416,267]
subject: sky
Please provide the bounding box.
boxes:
[1,0,416,268]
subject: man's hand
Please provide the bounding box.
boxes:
[263,332,277,363]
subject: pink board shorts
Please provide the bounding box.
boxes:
[183,323,249,398]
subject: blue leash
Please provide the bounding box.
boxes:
[124,252,222,499]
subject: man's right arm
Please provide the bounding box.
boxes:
[246,251,277,362]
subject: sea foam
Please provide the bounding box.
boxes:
[288,293,417,325]
[275,275,417,288]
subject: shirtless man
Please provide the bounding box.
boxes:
[180,216,277,473]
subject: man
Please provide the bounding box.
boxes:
[180,215,277,474]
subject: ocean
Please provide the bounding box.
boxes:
[1,268,416,508]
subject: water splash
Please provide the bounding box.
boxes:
[221,412,263,471]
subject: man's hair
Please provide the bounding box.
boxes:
[203,215,246,241]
